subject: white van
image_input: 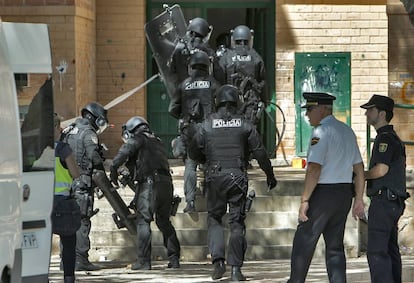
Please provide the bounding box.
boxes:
[0,21,54,283]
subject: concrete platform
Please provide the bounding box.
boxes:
[48,254,414,282]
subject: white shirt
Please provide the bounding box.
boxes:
[307,115,362,184]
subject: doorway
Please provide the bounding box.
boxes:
[146,1,275,157]
[294,52,351,156]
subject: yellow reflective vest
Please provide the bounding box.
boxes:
[55,156,72,196]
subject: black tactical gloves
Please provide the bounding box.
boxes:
[267,175,277,191]
[110,167,119,187]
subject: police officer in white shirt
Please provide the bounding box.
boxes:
[287,92,365,283]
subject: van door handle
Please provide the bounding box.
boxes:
[23,184,30,201]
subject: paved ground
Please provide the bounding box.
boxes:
[49,255,414,283]
[49,161,414,282]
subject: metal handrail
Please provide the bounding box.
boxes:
[366,103,414,161]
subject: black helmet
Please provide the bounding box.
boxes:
[189,50,210,68]
[187,17,211,37]
[232,25,252,42]
[125,116,149,132]
[121,116,149,141]
[81,102,108,134]
[215,84,240,107]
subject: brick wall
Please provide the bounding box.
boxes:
[0,0,96,124]
[73,4,96,117]
[276,1,388,165]
[95,0,146,157]
[3,1,414,165]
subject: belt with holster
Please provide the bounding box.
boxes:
[139,169,171,184]
[207,160,245,173]
[369,188,398,201]
[154,168,171,177]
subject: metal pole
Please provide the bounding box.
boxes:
[104,73,159,109]
[62,74,159,127]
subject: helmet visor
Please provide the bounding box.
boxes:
[121,124,132,143]
[95,116,108,134]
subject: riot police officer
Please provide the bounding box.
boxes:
[170,17,224,86]
[170,50,221,213]
[188,85,277,281]
[62,102,108,271]
[219,25,267,125]
[109,116,181,270]
[361,95,410,283]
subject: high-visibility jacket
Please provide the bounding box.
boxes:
[54,154,72,196]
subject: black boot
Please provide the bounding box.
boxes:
[183,200,196,213]
[211,260,226,280]
[167,256,180,268]
[131,261,151,270]
[64,275,75,283]
[75,260,102,271]
[231,266,246,281]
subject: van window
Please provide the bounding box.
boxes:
[20,78,54,172]
[15,73,28,89]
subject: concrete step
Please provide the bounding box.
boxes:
[52,165,370,263]
[93,192,304,215]
[88,244,302,262]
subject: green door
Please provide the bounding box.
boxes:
[294,52,351,156]
[146,1,275,157]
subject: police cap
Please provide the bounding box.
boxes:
[301,92,336,108]
[360,94,394,113]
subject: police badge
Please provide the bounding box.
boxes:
[311,137,320,145]
[379,143,388,152]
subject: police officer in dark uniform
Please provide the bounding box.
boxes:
[170,17,224,87]
[219,25,267,125]
[287,92,365,283]
[170,50,221,213]
[62,102,109,271]
[361,94,409,283]
[188,84,277,281]
[109,116,181,270]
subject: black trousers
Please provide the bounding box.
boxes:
[61,234,76,276]
[206,169,248,267]
[135,175,181,264]
[288,184,353,283]
[73,186,94,263]
[367,193,405,283]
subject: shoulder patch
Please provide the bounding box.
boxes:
[311,137,320,146]
[91,136,98,144]
[378,143,388,153]
[184,80,211,90]
[212,118,242,128]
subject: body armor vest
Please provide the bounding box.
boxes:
[135,131,170,182]
[367,132,407,197]
[205,114,246,169]
[64,122,95,176]
[181,74,216,122]
[225,47,257,88]
[172,36,215,83]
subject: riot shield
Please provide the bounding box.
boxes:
[92,170,137,235]
[145,4,187,99]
